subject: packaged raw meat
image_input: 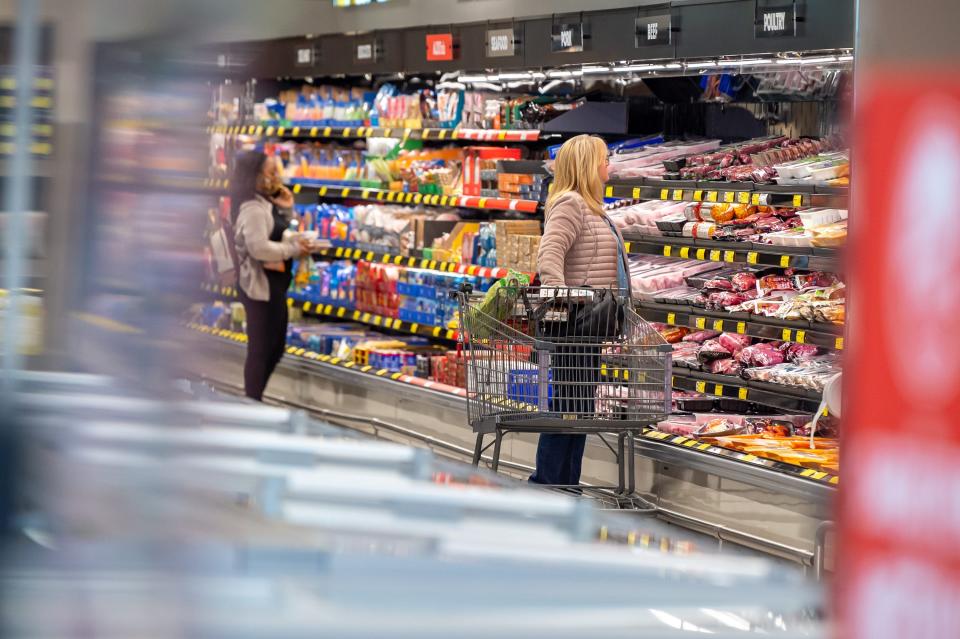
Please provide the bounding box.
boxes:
[695,418,743,437]
[702,278,734,291]
[783,343,820,362]
[698,339,732,363]
[709,358,744,375]
[741,355,841,391]
[758,274,796,293]
[743,417,795,437]
[705,290,755,310]
[718,333,752,354]
[657,420,699,437]
[794,271,839,290]
[731,272,757,292]
[682,330,721,343]
[672,342,702,368]
[653,286,703,304]
[659,325,690,344]
[737,343,786,367]
[714,226,757,241]
[710,203,735,223]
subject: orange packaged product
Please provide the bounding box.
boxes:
[758,448,837,468]
[710,203,735,223]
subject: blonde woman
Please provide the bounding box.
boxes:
[530,134,631,486]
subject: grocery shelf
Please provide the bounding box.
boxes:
[313,245,532,280]
[289,297,459,341]
[189,323,838,494]
[605,180,849,208]
[208,123,542,143]
[671,369,824,414]
[99,174,227,195]
[200,284,458,341]
[636,430,838,495]
[622,235,841,271]
[189,321,465,396]
[290,180,541,213]
[635,300,845,351]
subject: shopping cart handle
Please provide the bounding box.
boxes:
[538,286,594,302]
[532,339,557,352]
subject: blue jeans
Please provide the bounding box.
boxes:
[529,433,587,485]
[529,341,598,486]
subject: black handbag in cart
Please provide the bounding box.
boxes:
[525,286,624,341]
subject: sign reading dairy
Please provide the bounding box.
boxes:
[425,33,454,62]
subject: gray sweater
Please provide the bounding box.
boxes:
[234,194,299,301]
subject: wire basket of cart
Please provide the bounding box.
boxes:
[454,282,672,498]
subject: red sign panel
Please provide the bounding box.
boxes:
[426,34,454,61]
[840,72,960,637]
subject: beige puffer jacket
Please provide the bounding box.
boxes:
[537,191,627,290]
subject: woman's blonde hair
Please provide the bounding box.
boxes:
[546,134,608,215]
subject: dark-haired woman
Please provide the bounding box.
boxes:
[231,151,310,401]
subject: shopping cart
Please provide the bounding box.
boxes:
[455,283,672,499]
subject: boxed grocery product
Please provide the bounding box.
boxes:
[494,220,541,270]
[462,147,522,196]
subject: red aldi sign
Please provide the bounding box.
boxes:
[840,72,960,637]
[426,33,454,61]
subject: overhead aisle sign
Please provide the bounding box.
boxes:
[755,1,797,38]
[551,23,584,53]
[635,13,672,47]
[425,34,454,61]
[840,74,960,636]
[485,28,516,58]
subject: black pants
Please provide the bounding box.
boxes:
[239,272,290,401]
[530,309,602,486]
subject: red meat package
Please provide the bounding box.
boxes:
[697,339,732,363]
[718,333,752,354]
[736,343,786,367]
[794,272,840,290]
[702,278,734,291]
[783,343,820,362]
[706,290,756,310]
[683,330,721,343]
[758,274,795,293]
[744,417,795,437]
[731,272,757,292]
[709,358,744,375]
